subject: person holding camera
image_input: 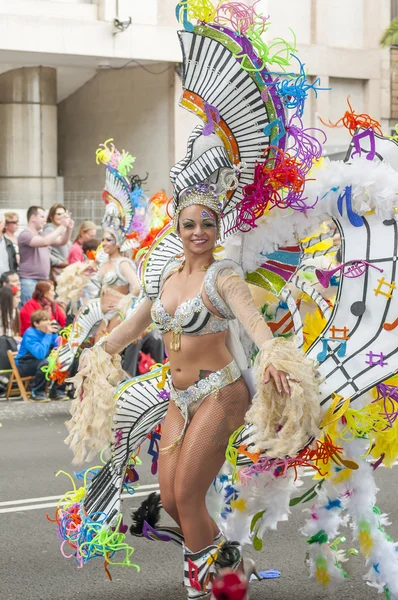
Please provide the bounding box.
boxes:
[16,309,65,401]
[19,280,66,335]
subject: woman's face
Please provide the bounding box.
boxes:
[178,204,217,255]
[53,207,66,227]
[6,218,19,234]
[12,291,20,308]
[102,232,118,255]
[44,285,55,302]
[81,228,96,243]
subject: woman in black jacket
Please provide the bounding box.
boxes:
[0,285,21,370]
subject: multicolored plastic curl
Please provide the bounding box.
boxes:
[235,147,315,231]
[40,344,68,385]
[95,138,136,176]
[236,436,347,483]
[214,0,269,36]
[234,24,297,73]
[59,324,73,341]
[267,55,329,118]
[175,0,216,28]
[286,116,326,172]
[48,469,139,577]
[41,348,58,381]
[319,97,383,136]
[373,382,398,428]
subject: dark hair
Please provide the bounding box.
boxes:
[27,206,44,222]
[82,238,100,254]
[30,309,50,327]
[47,204,66,224]
[0,286,18,335]
[32,281,53,303]
[0,271,18,286]
[129,173,148,191]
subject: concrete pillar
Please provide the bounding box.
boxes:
[0,66,57,208]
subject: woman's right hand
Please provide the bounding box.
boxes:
[82,262,97,276]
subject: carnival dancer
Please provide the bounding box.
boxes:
[70,181,321,599]
[54,4,398,598]
[50,144,167,382]
[94,228,140,342]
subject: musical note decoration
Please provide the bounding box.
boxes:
[365,351,388,367]
[188,558,203,591]
[337,186,363,227]
[351,128,376,161]
[328,326,350,341]
[147,430,161,475]
[383,317,398,331]
[263,117,286,146]
[350,301,366,316]
[202,103,221,136]
[73,322,84,338]
[316,260,383,288]
[317,337,347,363]
[373,277,396,299]
[142,521,172,543]
[115,429,123,447]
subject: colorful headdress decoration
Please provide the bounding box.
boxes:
[170,0,330,245]
[96,139,148,252]
[173,182,222,234]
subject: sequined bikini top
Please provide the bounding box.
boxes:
[101,257,135,288]
[150,259,236,351]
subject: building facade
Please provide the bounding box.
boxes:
[0,0,393,217]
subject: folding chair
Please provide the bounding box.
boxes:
[6,350,34,401]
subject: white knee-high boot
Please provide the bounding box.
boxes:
[183,541,242,599]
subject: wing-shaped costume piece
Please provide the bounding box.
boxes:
[308,215,398,406]
[47,299,103,382]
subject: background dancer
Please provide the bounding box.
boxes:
[94,228,140,341]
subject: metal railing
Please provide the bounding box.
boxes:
[0,192,104,229]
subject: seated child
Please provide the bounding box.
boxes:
[16,309,65,402]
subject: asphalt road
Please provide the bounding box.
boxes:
[1,399,398,600]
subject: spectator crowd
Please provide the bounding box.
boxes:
[0,203,165,402]
[0,205,100,402]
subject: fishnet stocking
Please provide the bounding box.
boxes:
[158,400,185,526]
[158,401,221,538]
[160,378,249,552]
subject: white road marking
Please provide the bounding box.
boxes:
[3,460,397,514]
[0,483,160,514]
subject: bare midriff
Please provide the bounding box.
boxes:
[165,329,233,390]
[100,285,129,313]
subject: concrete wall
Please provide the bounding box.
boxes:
[0,0,180,62]
[58,64,175,195]
[263,0,391,150]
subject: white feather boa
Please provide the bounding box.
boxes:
[223,157,398,273]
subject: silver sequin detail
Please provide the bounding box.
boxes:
[170,360,241,414]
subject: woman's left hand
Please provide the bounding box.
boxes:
[264,364,291,396]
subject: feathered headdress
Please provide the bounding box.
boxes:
[96,138,148,251]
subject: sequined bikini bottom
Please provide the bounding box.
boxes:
[160,360,241,454]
